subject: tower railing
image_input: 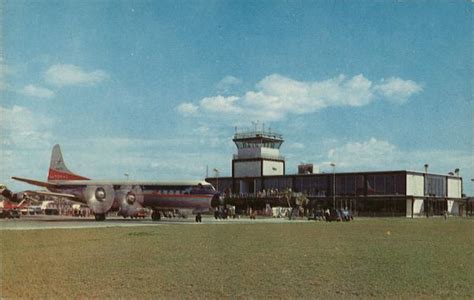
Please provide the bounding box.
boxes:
[234,130,283,140]
[233,153,285,160]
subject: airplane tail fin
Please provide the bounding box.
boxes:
[48,144,90,181]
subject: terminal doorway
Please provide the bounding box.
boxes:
[239,179,255,195]
[424,198,447,216]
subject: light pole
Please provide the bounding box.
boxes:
[213,168,219,192]
[330,163,336,209]
[124,173,129,181]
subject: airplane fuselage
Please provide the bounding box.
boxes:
[49,180,216,211]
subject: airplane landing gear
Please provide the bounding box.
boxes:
[151,210,161,221]
[94,214,106,221]
[195,213,202,223]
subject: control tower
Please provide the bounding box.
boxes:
[232,125,285,193]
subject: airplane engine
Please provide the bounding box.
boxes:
[83,185,115,220]
[116,185,144,218]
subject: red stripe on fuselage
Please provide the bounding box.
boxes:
[48,169,89,181]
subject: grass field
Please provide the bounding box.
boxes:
[1,218,473,298]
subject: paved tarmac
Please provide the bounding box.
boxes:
[0,214,311,230]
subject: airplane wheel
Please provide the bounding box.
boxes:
[151,211,161,221]
[95,214,106,221]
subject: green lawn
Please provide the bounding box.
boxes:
[1,218,473,298]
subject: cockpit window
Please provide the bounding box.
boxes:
[192,184,215,191]
[203,184,215,191]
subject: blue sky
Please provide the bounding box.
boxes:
[1,1,473,194]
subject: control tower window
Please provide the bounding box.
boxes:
[233,127,284,149]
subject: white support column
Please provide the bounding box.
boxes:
[448,200,459,216]
[413,199,424,217]
[406,199,413,218]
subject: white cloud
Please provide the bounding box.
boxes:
[193,125,212,135]
[200,96,243,113]
[0,58,13,77]
[176,73,422,122]
[216,75,242,93]
[247,74,375,114]
[44,64,109,87]
[176,102,199,116]
[0,59,13,91]
[324,138,473,178]
[289,142,305,149]
[0,105,53,148]
[20,84,55,98]
[0,105,54,190]
[190,125,226,148]
[375,77,423,104]
[327,138,397,169]
[0,81,8,91]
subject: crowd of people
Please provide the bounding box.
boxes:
[308,208,353,222]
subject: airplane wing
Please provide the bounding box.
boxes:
[12,177,58,189]
[13,177,84,202]
[23,190,80,201]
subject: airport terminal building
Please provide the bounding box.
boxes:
[206,128,465,217]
